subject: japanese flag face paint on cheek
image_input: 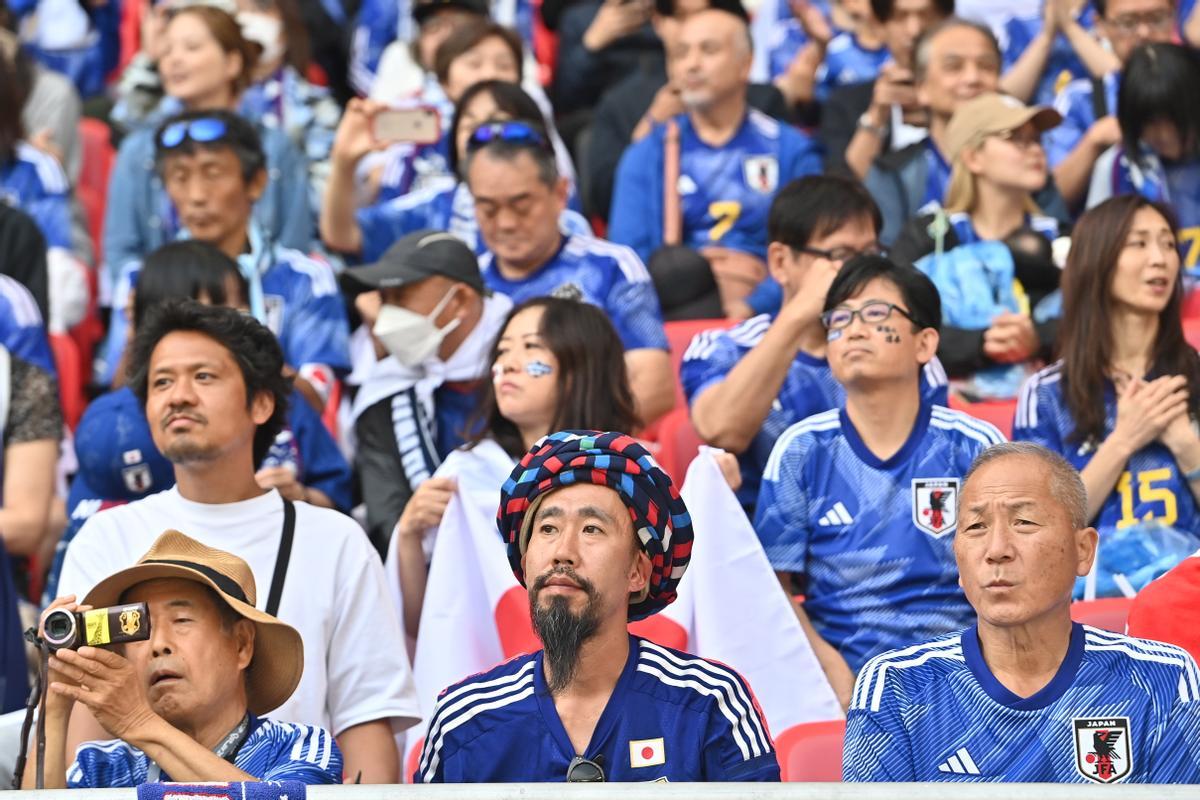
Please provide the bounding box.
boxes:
[525,360,554,378]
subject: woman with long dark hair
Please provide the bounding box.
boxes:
[1014,195,1200,578]
[388,296,638,636]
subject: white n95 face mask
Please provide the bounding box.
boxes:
[373,286,462,368]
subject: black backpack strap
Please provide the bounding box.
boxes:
[265,499,296,617]
[1091,76,1108,120]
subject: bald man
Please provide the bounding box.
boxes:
[843,442,1200,783]
[608,7,821,315]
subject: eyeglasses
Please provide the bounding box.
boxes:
[565,756,605,783]
[821,301,920,331]
[797,244,886,263]
[1108,9,1173,35]
[159,117,230,149]
[466,121,549,152]
[993,129,1044,151]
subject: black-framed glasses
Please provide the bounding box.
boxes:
[1109,9,1173,35]
[797,243,886,263]
[566,756,605,783]
[467,121,548,152]
[159,117,230,149]
[821,301,919,331]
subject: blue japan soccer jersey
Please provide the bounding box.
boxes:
[1014,362,1200,539]
[480,233,667,352]
[414,635,780,782]
[754,400,1004,670]
[844,624,1200,782]
[609,110,822,263]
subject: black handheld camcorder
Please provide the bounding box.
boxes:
[42,604,152,651]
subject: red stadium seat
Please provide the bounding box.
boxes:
[1071,597,1133,633]
[405,738,422,783]
[947,395,1016,439]
[50,332,86,430]
[775,719,846,781]
[1184,318,1200,350]
[653,407,705,486]
[79,119,115,202]
[1183,289,1200,321]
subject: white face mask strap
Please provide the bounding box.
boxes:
[429,284,462,332]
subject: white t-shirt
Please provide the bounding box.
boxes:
[57,488,420,736]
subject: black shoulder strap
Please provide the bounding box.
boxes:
[265,499,296,617]
[1091,77,1108,121]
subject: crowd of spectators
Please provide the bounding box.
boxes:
[1,0,1200,785]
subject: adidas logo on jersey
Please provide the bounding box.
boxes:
[937,747,980,775]
[818,502,854,526]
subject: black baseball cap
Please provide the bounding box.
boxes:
[413,0,489,24]
[342,230,488,295]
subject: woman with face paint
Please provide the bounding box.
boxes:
[387,297,638,639]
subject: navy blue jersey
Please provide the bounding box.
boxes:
[680,314,948,506]
[480,233,667,352]
[844,624,1200,783]
[0,142,72,250]
[415,635,779,782]
[68,716,343,787]
[1014,362,1199,539]
[609,110,822,263]
[754,401,1004,671]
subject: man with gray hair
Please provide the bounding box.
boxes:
[844,441,1200,783]
[608,6,821,315]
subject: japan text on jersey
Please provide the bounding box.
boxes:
[414,636,780,782]
[843,624,1200,783]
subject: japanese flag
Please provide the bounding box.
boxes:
[629,737,666,768]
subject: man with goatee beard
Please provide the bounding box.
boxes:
[414,430,779,782]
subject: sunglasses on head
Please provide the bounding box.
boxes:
[466,121,548,153]
[159,117,230,149]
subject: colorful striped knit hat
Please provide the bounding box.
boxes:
[498,430,694,621]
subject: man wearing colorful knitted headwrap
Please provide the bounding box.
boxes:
[414,430,780,783]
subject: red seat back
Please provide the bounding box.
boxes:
[50,332,86,430]
[1071,597,1133,633]
[775,719,846,781]
[947,395,1017,439]
[653,408,705,485]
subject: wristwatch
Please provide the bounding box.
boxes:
[856,111,888,139]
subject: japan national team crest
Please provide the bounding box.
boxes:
[911,478,959,538]
[122,464,153,494]
[1073,717,1132,784]
[742,156,779,194]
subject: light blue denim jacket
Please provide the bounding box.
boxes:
[101,118,314,285]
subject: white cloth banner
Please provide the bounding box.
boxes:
[400,448,840,778]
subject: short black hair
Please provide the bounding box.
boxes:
[154,109,267,184]
[463,119,559,187]
[134,241,249,330]
[128,300,291,467]
[652,0,750,23]
[823,254,942,333]
[871,0,954,22]
[1119,43,1200,164]
[768,175,881,251]
[448,80,544,177]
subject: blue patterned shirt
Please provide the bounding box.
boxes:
[754,400,1004,670]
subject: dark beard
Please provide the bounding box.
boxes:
[529,569,601,694]
[161,438,218,464]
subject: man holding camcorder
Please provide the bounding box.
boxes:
[23,531,343,789]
